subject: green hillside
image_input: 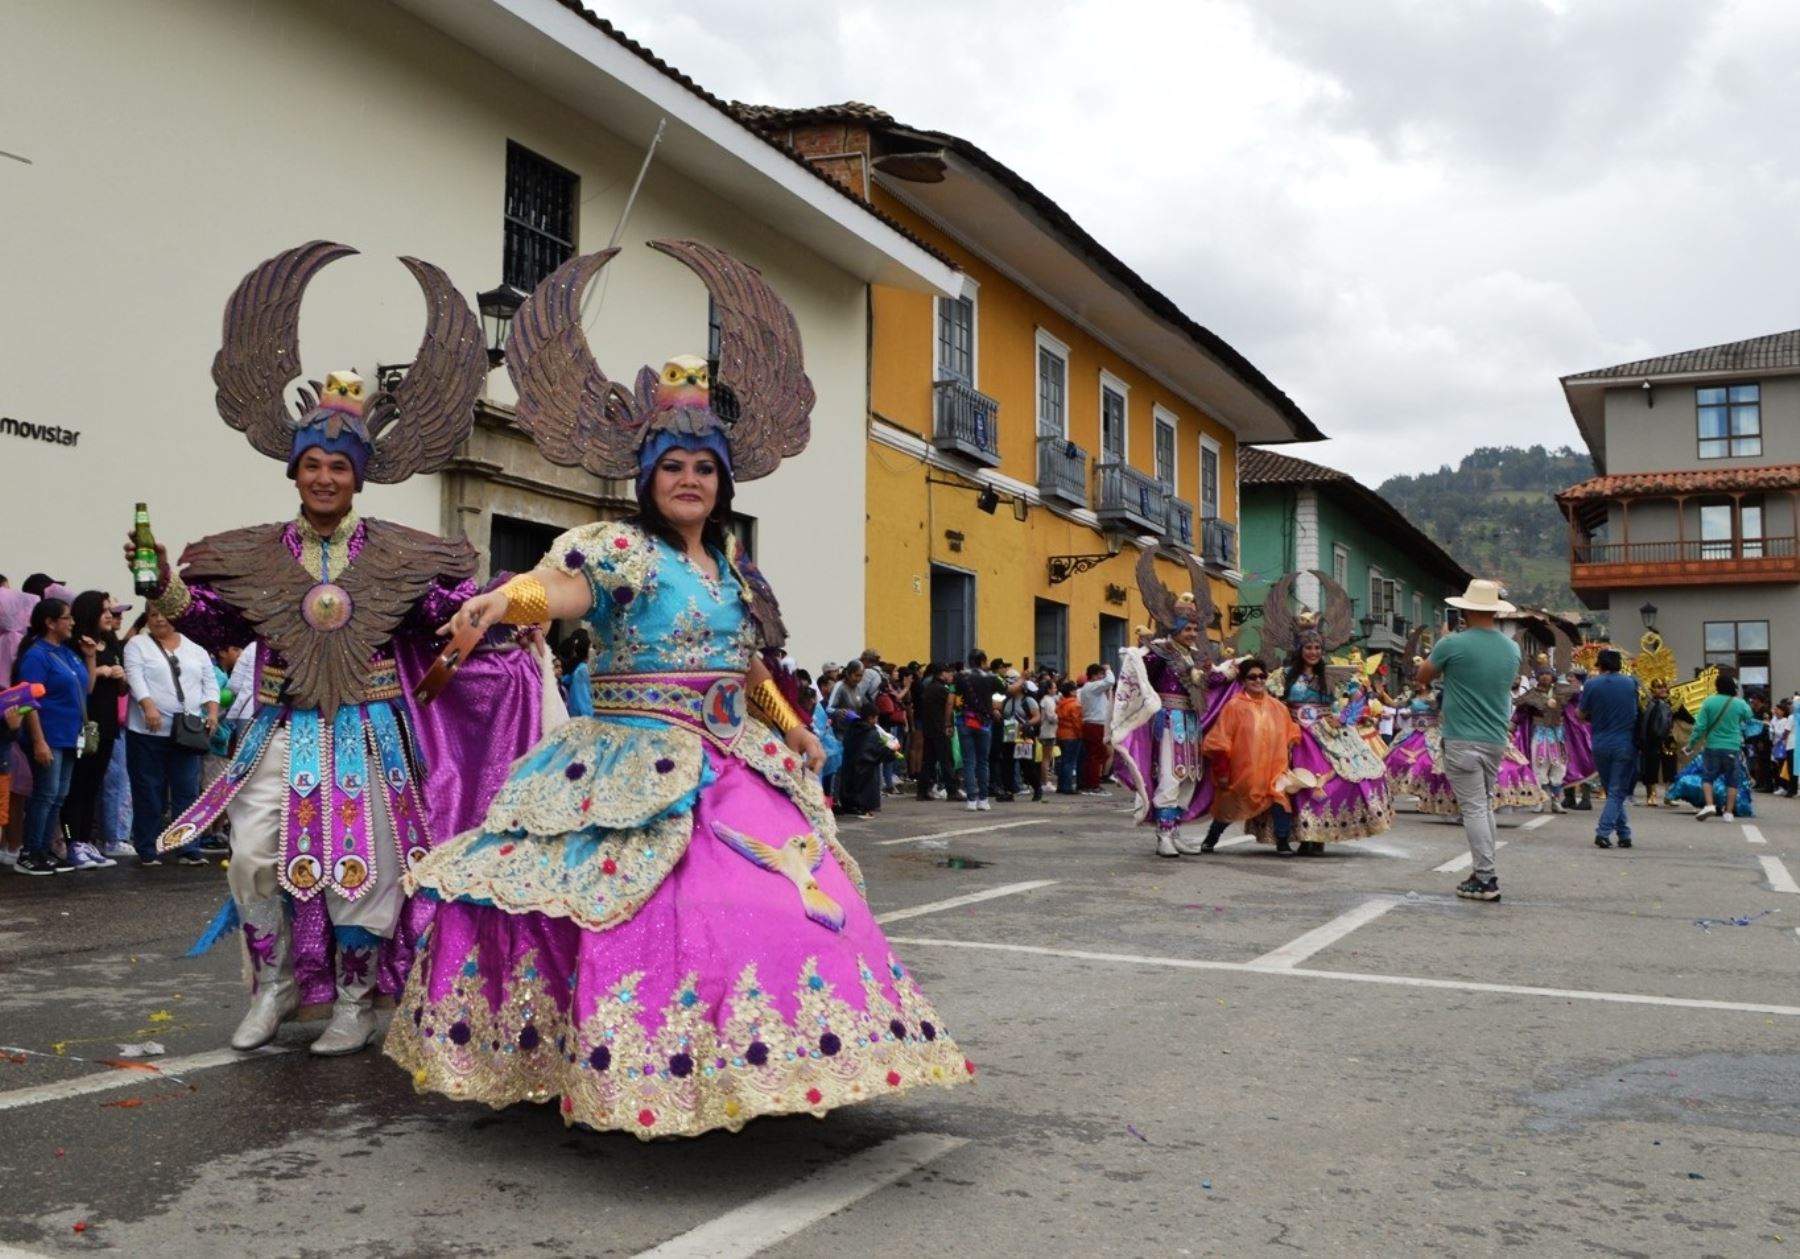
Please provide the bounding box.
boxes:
[1376,445,1596,619]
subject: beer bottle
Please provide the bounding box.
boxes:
[132,502,159,596]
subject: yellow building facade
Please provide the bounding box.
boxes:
[739,105,1323,672]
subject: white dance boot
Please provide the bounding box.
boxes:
[230,898,297,1051]
[310,940,379,1056]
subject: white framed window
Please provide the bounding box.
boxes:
[933,279,980,387]
[1153,406,1178,490]
[1099,370,1129,462]
[1199,436,1222,520]
[1035,328,1070,438]
[1332,543,1350,589]
[1367,566,1400,621]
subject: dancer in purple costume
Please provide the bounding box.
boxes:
[1248,571,1394,855]
[132,242,544,1056]
[1387,683,1545,815]
[1512,662,1575,813]
[1112,549,1245,857]
[387,242,972,1139]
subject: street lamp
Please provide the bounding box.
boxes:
[1639,601,1658,631]
[477,283,527,369]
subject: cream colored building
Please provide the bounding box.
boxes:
[2,0,959,663]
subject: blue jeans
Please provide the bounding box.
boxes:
[1592,744,1638,839]
[127,730,202,859]
[23,746,75,856]
[959,725,992,801]
[1056,738,1081,792]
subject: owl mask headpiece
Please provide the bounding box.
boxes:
[504,241,814,491]
[1260,570,1356,656]
[1136,549,1216,654]
[212,241,486,490]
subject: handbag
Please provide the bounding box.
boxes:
[77,720,100,759]
[162,647,213,754]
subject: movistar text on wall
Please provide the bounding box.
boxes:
[1,417,80,446]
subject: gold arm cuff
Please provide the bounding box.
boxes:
[748,678,802,736]
[152,569,192,623]
[497,573,551,625]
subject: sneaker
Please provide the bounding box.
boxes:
[0,848,16,868]
[14,852,60,877]
[1617,837,1633,849]
[930,787,947,801]
[1722,812,1737,822]
[176,853,210,867]
[1156,829,1180,858]
[964,799,980,812]
[198,836,231,855]
[977,798,992,812]
[48,852,75,873]
[1694,805,1717,821]
[101,840,135,860]
[138,857,163,868]
[69,842,114,870]
[1593,835,1612,849]
[1455,875,1501,901]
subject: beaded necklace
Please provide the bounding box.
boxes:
[295,510,360,582]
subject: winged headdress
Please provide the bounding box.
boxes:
[1260,569,1356,656]
[1135,548,1216,667]
[212,240,486,486]
[504,240,814,484]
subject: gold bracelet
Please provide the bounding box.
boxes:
[496,572,550,625]
[748,677,802,735]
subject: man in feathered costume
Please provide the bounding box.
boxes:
[132,242,545,1056]
[1110,550,1246,857]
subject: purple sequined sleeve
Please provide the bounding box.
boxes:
[398,576,480,643]
[172,579,257,654]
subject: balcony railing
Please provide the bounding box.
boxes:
[1570,535,1800,591]
[1094,460,1168,534]
[1200,516,1238,569]
[1162,498,1194,551]
[1036,435,1089,508]
[932,378,1001,467]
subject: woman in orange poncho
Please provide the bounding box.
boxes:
[1200,659,1304,853]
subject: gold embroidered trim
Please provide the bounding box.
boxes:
[152,569,192,623]
[477,719,706,836]
[294,510,361,582]
[384,946,973,1141]
[257,661,401,707]
[747,677,802,735]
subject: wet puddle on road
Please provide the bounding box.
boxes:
[894,853,994,870]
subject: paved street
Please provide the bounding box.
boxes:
[2,790,1797,1258]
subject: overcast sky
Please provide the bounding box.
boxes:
[598,0,1800,487]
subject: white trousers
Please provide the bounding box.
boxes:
[1152,726,1198,813]
[224,727,403,937]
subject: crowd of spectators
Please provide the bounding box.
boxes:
[3,571,235,878]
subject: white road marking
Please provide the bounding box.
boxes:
[1759,855,1800,895]
[886,936,1800,1018]
[874,820,1049,847]
[0,1046,288,1112]
[1743,824,1767,845]
[1434,840,1507,874]
[875,880,1059,924]
[0,1244,58,1259]
[1248,899,1397,970]
[638,1132,969,1258]
[1520,815,1553,831]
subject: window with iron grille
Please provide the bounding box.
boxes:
[1697,383,1760,459]
[503,142,578,291]
[937,295,975,384]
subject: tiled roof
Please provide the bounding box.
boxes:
[540,5,954,269]
[1239,448,1471,585]
[731,102,1324,445]
[1239,447,1351,486]
[1557,464,1800,502]
[1563,329,1800,382]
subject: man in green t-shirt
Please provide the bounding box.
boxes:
[1684,673,1754,820]
[1416,580,1522,902]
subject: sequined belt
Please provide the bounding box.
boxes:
[1290,702,1327,724]
[1162,691,1194,711]
[590,671,747,751]
[257,661,402,707]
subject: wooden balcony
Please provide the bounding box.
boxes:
[1570,536,1800,594]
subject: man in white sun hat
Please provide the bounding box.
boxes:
[1415,578,1520,902]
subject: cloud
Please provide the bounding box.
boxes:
[593,0,1800,486]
